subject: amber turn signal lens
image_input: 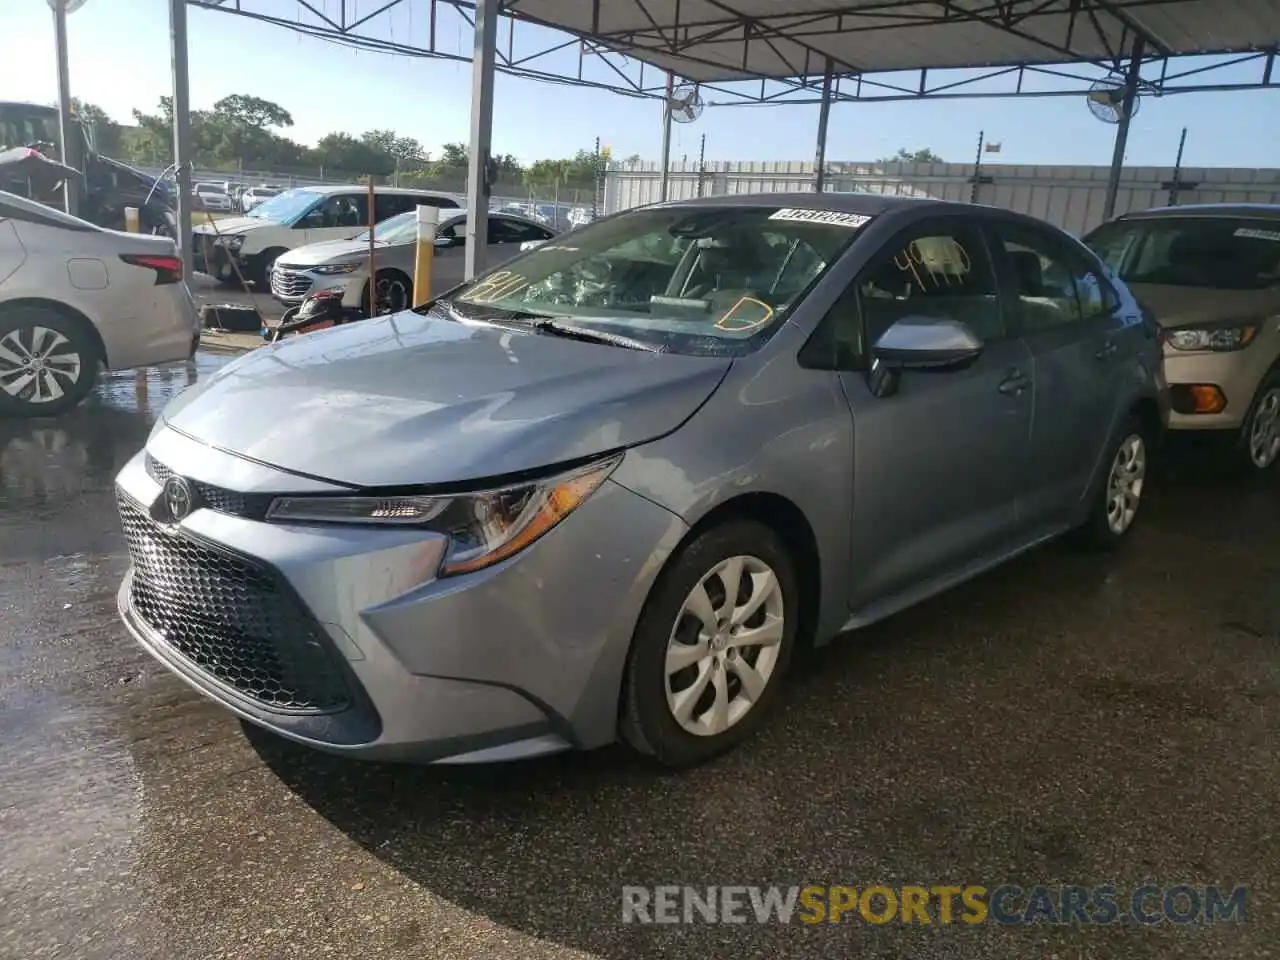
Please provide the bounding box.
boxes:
[1188,385,1226,414]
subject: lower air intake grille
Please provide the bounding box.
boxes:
[119,493,351,713]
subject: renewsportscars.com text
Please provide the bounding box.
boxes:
[621,884,1247,925]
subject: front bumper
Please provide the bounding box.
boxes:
[1163,344,1273,431]
[269,265,365,308]
[113,428,687,762]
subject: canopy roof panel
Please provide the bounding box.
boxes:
[506,0,1280,82]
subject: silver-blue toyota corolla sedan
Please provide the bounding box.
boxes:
[115,194,1166,767]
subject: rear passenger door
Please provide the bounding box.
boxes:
[987,219,1127,529]
[822,216,1035,609]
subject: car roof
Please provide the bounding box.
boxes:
[1117,202,1280,221]
[647,191,1074,236]
[297,183,459,199]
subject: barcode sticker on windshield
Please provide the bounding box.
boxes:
[1234,227,1280,242]
[769,209,872,229]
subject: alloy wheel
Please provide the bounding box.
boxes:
[664,555,785,737]
[375,276,411,314]
[0,326,84,406]
[1106,433,1146,535]
[1247,387,1280,470]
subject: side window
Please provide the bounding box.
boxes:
[806,221,1002,370]
[300,193,367,229]
[437,218,465,245]
[375,194,412,221]
[860,222,1003,346]
[992,223,1111,330]
[488,217,551,245]
[414,194,456,210]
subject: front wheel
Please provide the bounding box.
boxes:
[362,270,413,316]
[0,308,100,418]
[1241,374,1280,473]
[620,520,798,767]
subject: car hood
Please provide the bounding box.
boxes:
[276,237,391,267]
[193,216,269,236]
[161,311,731,487]
[1128,284,1280,327]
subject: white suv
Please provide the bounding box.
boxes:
[191,185,461,287]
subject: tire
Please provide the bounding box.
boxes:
[620,520,798,767]
[0,307,100,418]
[1074,415,1150,551]
[1239,372,1280,474]
[361,270,413,317]
[252,248,288,290]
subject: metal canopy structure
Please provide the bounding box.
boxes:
[166,0,1280,280]
[509,0,1280,81]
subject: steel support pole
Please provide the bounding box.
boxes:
[52,1,77,216]
[464,0,498,280]
[1103,36,1146,221]
[814,59,834,193]
[169,0,194,280]
[659,73,673,202]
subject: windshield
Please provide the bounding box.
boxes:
[448,205,867,356]
[354,210,418,244]
[247,188,323,223]
[1085,216,1280,291]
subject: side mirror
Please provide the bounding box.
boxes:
[433,235,455,249]
[868,316,983,398]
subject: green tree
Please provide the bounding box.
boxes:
[879,147,945,164]
[70,100,122,156]
[312,132,394,176]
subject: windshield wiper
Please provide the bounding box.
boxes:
[432,301,662,352]
[528,318,665,353]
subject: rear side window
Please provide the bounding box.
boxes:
[415,194,459,210]
[990,221,1115,331]
[1084,217,1280,291]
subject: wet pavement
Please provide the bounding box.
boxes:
[0,357,1276,960]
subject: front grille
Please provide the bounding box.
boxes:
[271,268,313,299]
[119,494,351,713]
[145,454,259,518]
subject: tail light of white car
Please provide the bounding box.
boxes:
[119,253,184,285]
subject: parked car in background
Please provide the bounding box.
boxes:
[1085,203,1280,472]
[115,193,1163,767]
[192,183,233,213]
[191,184,461,287]
[240,185,280,212]
[567,206,593,229]
[269,209,556,313]
[0,190,198,417]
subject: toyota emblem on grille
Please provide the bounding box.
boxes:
[162,476,195,522]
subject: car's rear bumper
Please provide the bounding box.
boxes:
[99,282,200,371]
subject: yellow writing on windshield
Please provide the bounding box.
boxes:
[715,297,775,333]
[465,271,530,304]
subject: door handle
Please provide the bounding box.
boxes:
[1096,340,1119,361]
[998,370,1031,396]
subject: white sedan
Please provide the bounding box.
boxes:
[0,190,199,417]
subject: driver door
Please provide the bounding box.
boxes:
[823,216,1035,610]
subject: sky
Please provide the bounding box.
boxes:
[3,0,1279,170]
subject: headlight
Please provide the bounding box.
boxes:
[265,454,620,576]
[214,234,244,251]
[311,261,362,275]
[1166,324,1258,352]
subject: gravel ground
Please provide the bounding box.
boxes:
[0,356,1275,959]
